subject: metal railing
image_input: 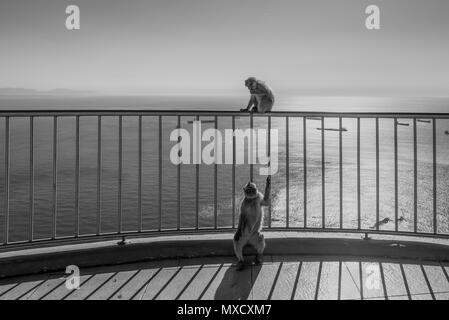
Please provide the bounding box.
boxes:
[1,110,449,251]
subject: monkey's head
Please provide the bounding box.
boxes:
[243,181,258,199]
[244,77,258,91]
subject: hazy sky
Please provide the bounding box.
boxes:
[0,0,448,95]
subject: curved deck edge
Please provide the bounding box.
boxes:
[1,231,449,279]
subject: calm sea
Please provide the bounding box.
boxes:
[1,95,449,242]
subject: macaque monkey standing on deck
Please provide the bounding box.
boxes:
[233,176,271,271]
[240,77,275,113]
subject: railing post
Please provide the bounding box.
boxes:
[339,116,343,229]
[4,117,10,244]
[232,116,236,228]
[433,118,437,234]
[75,115,80,238]
[268,116,272,228]
[118,115,122,234]
[138,115,142,232]
[286,117,289,228]
[321,116,325,228]
[250,113,254,181]
[177,115,181,231]
[303,117,307,228]
[29,116,34,242]
[158,115,162,231]
[195,115,200,230]
[413,118,418,233]
[52,116,58,239]
[214,115,218,229]
[375,117,379,231]
[394,118,398,232]
[97,116,102,236]
[357,117,361,230]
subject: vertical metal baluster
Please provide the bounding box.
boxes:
[214,116,218,229]
[75,116,80,238]
[29,116,34,242]
[303,117,307,228]
[394,118,398,232]
[376,117,380,231]
[195,115,199,230]
[232,116,236,228]
[118,116,122,233]
[339,117,343,229]
[4,117,10,244]
[268,116,272,228]
[177,116,181,231]
[250,113,254,181]
[286,117,289,228]
[52,116,57,239]
[357,117,361,230]
[433,118,437,234]
[413,118,417,233]
[321,116,325,228]
[159,116,162,231]
[138,115,142,232]
[97,116,102,235]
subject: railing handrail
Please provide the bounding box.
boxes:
[1,109,449,118]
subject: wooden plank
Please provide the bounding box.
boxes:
[20,276,66,300]
[42,273,92,300]
[156,266,201,300]
[110,268,161,300]
[359,262,385,300]
[422,265,449,300]
[269,262,301,300]
[133,267,180,300]
[0,278,46,300]
[87,269,139,300]
[177,265,223,300]
[0,283,19,297]
[340,262,362,300]
[402,264,433,300]
[249,262,280,300]
[65,272,115,300]
[316,261,339,300]
[200,264,252,300]
[381,263,409,300]
[292,261,320,300]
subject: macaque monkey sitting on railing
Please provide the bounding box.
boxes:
[233,176,271,271]
[240,77,275,114]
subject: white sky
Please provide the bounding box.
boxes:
[0,0,448,96]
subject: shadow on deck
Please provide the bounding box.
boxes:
[1,254,449,300]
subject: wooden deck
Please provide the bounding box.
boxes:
[1,255,449,300]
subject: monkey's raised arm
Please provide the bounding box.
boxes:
[261,176,271,206]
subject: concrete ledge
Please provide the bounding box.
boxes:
[1,232,449,279]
